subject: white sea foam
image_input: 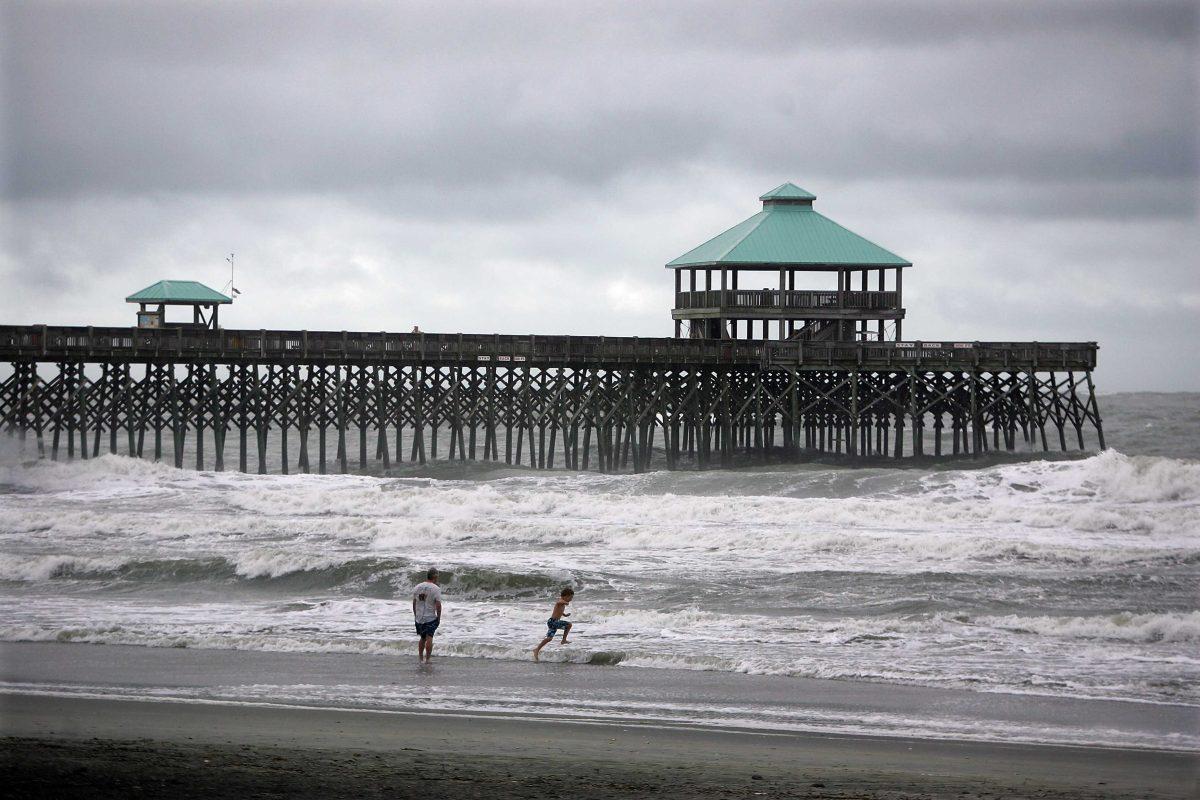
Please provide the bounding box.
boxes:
[928,450,1200,504]
[1064,450,1200,503]
[0,453,181,493]
[6,451,1197,551]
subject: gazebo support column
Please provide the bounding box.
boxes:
[674,270,682,338]
[877,268,885,341]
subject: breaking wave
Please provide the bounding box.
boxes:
[986,610,1200,644]
[0,551,572,600]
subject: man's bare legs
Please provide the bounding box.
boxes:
[418,635,434,662]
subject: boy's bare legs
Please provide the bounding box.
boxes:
[560,622,572,644]
[533,636,553,660]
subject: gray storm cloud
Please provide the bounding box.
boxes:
[1,1,1197,390]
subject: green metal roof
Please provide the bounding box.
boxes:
[126,280,232,304]
[668,185,910,269]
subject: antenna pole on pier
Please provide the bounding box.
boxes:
[223,253,241,299]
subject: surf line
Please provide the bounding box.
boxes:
[2,687,1190,754]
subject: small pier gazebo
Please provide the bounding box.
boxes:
[126,280,232,330]
[669,183,910,342]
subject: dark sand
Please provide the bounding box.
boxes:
[2,642,1197,798]
[3,693,1196,799]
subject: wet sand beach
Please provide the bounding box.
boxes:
[3,692,1196,800]
[2,643,1198,799]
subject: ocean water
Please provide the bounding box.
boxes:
[1,392,1197,747]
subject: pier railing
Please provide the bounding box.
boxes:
[681,289,897,311]
[0,325,1097,370]
[674,289,899,312]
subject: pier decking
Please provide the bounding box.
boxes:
[1,325,1096,371]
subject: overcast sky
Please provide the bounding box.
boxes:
[2,1,1196,391]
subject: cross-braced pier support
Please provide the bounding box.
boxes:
[0,361,1105,473]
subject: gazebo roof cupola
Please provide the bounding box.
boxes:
[667,182,911,271]
[759,182,817,206]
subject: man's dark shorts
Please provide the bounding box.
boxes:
[415,619,439,638]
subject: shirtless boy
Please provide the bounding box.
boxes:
[533,587,574,661]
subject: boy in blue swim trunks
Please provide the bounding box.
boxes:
[533,587,573,661]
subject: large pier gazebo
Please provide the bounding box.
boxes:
[669,183,910,342]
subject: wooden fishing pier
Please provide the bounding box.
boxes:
[0,184,1104,472]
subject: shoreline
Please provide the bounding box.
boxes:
[7,685,1192,756]
[5,682,1197,756]
[7,636,1199,712]
[2,641,1195,753]
[3,692,1197,799]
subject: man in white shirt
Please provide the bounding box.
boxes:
[411,567,442,662]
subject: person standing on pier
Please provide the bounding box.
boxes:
[411,568,442,662]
